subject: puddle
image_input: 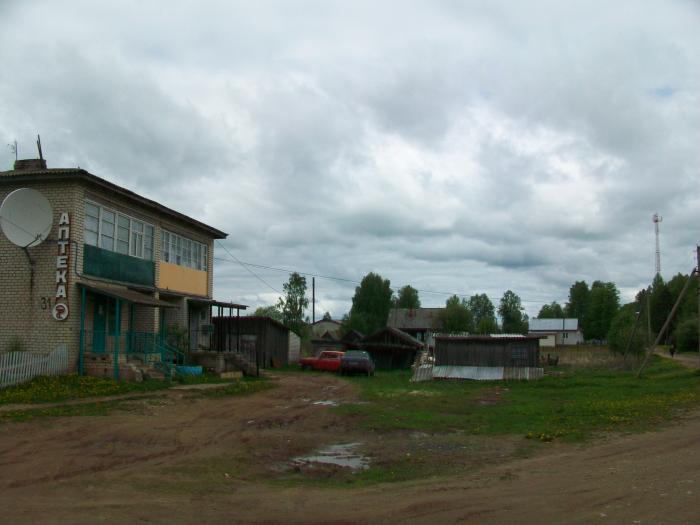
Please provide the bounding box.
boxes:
[312,400,338,406]
[291,443,370,470]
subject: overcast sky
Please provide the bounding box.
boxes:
[1,1,699,319]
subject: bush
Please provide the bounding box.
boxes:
[674,319,698,353]
[607,307,646,356]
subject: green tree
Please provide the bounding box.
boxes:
[673,318,698,353]
[583,281,620,340]
[439,295,473,333]
[607,302,647,357]
[565,281,590,322]
[276,272,309,336]
[467,294,498,334]
[348,272,394,335]
[537,301,565,319]
[649,274,674,338]
[253,305,283,322]
[322,311,332,321]
[395,285,421,309]
[498,290,528,334]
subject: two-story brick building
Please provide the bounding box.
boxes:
[0,157,245,379]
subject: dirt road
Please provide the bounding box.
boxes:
[1,373,699,524]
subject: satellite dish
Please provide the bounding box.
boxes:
[0,188,53,248]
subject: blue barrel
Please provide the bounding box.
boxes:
[176,365,203,376]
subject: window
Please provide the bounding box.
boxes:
[161,229,208,271]
[85,202,99,246]
[84,200,154,260]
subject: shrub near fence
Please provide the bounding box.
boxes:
[0,345,70,388]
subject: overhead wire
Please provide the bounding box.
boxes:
[213,243,554,306]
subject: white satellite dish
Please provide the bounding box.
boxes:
[0,188,53,248]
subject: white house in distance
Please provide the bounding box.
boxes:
[528,318,583,347]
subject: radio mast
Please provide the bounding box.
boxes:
[652,213,663,275]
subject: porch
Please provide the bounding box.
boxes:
[77,282,184,380]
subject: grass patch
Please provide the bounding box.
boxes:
[0,375,170,405]
[0,400,121,422]
[337,357,700,442]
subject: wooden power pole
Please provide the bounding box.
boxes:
[697,246,700,367]
[637,267,698,377]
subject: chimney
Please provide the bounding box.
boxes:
[13,158,47,170]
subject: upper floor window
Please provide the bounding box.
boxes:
[85,200,154,261]
[161,230,208,271]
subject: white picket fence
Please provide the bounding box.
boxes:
[0,345,70,388]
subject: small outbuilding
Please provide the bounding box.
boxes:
[360,327,424,369]
[432,335,543,380]
[211,316,300,369]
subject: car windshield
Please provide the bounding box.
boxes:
[344,351,369,358]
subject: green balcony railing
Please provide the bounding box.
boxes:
[83,244,155,286]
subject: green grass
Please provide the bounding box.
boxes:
[0,400,122,422]
[0,372,268,406]
[337,357,700,442]
[0,375,171,405]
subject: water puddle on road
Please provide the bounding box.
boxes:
[291,442,370,470]
[312,400,338,406]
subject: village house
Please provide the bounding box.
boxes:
[528,318,583,347]
[0,156,245,380]
[386,307,443,344]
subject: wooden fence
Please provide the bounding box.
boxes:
[0,345,70,388]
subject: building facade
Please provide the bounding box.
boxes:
[0,158,239,378]
[528,318,583,347]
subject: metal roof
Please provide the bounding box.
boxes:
[387,308,444,330]
[529,318,579,332]
[78,281,176,308]
[0,167,227,239]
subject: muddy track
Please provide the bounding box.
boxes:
[1,373,699,524]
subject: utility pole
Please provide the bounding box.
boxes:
[697,246,699,367]
[637,267,698,377]
[312,277,316,324]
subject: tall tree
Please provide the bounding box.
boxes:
[565,281,590,320]
[649,274,674,337]
[322,311,332,321]
[276,272,309,336]
[498,290,528,334]
[395,285,421,309]
[467,294,498,334]
[348,272,394,335]
[607,302,647,357]
[583,281,620,340]
[253,305,283,322]
[439,295,473,333]
[537,301,565,319]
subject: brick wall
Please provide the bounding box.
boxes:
[1,171,225,372]
[0,179,84,369]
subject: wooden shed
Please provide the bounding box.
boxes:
[433,335,543,380]
[212,316,298,368]
[360,327,424,369]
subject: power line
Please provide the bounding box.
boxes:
[213,250,552,305]
[215,241,282,295]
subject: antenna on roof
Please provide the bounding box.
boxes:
[36,134,43,161]
[7,140,17,161]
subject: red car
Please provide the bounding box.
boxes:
[299,351,345,372]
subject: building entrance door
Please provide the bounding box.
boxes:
[93,296,108,353]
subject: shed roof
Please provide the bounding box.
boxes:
[529,318,579,332]
[387,308,444,330]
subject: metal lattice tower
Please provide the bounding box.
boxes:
[652,213,663,275]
